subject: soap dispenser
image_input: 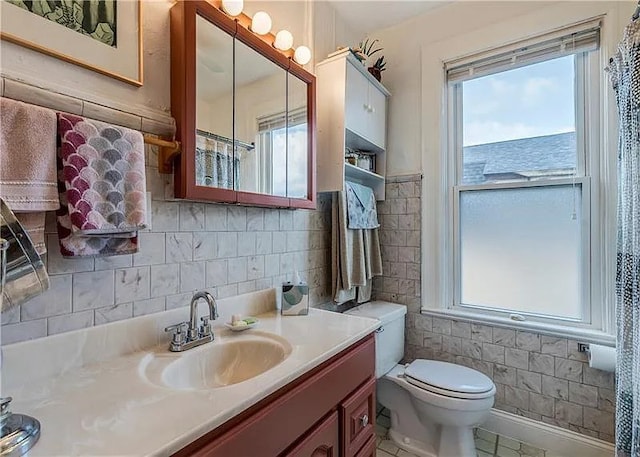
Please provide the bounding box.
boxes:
[281,271,309,316]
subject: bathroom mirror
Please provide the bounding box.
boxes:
[234,38,287,199]
[170,1,316,209]
[287,72,310,200]
[195,13,235,199]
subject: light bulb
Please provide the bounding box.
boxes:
[274,30,293,51]
[251,11,272,35]
[294,46,312,65]
[221,0,243,16]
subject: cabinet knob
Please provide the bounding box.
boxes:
[363,103,369,111]
[360,414,369,427]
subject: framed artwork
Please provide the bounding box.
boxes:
[0,0,143,86]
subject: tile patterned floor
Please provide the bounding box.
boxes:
[375,406,548,457]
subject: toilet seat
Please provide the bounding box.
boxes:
[403,360,495,400]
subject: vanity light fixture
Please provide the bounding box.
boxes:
[219,5,313,64]
[294,46,312,65]
[251,11,272,35]
[221,0,243,17]
[274,30,293,51]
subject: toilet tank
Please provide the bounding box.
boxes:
[345,301,407,378]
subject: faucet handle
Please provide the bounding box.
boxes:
[164,322,188,347]
[164,322,187,333]
[200,316,210,335]
[200,316,212,337]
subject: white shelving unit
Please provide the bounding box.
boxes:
[344,163,385,198]
[316,49,391,200]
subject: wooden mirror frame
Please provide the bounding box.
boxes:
[170,0,316,209]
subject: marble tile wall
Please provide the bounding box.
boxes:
[0,110,332,345]
[405,316,615,442]
[372,174,422,312]
[373,176,615,443]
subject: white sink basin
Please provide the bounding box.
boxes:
[140,331,292,390]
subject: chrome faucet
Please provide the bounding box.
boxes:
[164,291,219,352]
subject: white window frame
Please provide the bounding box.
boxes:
[436,20,616,344]
[254,107,307,196]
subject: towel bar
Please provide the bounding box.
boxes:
[143,135,181,174]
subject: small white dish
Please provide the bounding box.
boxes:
[225,319,259,332]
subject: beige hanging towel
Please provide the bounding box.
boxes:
[0,98,59,254]
[332,188,383,305]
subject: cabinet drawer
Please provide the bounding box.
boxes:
[340,377,376,457]
[354,435,376,457]
[282,412,339,457]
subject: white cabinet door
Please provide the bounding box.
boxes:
[367,84,387,149]
[345,62,368,140]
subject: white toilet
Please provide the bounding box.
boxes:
[345,301,496,457]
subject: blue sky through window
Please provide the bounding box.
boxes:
[462,55,576,147]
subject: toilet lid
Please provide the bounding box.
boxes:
[404,360,494,396]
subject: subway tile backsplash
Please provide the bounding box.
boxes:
[373,175,615,443]
[0,142,332,345]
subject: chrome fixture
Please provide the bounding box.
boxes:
[0,221,42,456]
[0,199,49,309]
[0,397,41,456]
[164,291,219,352]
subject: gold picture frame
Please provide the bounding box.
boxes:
[0,0,143,86]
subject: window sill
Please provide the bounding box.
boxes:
[420,307,615,346]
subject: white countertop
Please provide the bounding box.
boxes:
[0,290,379,456]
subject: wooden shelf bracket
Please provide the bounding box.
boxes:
[143,135,181,174]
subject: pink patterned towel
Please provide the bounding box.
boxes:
[58,113,147,235]
[55,113,146,258]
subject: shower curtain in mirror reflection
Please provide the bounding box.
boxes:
[196,134,240,189]
[608,18,640,457]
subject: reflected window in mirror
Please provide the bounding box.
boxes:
[287,106,308,199]
[254,112,287,196]
[246,105,307,198]
[234,38,287,197]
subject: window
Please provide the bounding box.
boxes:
[445,21,606,330]
[256,112,288,196]
[244,108,307,197]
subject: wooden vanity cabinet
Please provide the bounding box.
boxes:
[174,334,376,457]
[340,377,376,456]
[283,412,340,457]
[354,436,376,457]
